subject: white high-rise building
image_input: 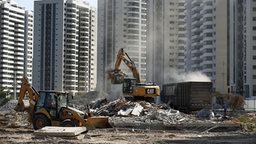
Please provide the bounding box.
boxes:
[0,0,33,95]
[147,0,187,86]
[33,0,96,95]
[229,0,256,97]
[186,0,229,93]
[97,0,149,94]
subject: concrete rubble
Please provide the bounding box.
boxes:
[0,92,255,143]
[70,97,248,131]
[0,100,30,128]
[0,97,252,132]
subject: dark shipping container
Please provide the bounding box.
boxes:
[161,82,212,111]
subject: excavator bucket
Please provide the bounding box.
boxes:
[107,69,127,84]
[14,100,30,112]
[85,116,111,130]
[111,75,124,84]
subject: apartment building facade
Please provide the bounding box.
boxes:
[185,0,229,93]
[229,0,256,97]
[0,0,33,96]
[97,0,255,97]
[33,0,96,95]
[147,0,187,87]
[97,0,149,94]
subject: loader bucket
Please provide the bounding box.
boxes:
[14,100,30,112]
[85,116,111,130]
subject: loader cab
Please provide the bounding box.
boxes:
[36,91,68,118]
[123,78,137,94]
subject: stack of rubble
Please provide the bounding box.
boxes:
[71,98,199,129]
[0,100,30,128]
[0,95,242,131]
[0,100,17,111]
[73,98,242,131]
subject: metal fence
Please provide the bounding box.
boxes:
[244,98,256,112]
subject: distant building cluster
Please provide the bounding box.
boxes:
[0,0,96,96]
[0,0,255,97]
[0,0,33,95]
[32,0,97,95]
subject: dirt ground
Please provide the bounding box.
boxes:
[0,126,255,144]
[0,100,255,143]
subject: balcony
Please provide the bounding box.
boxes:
[191,27,200,33]
[191,20,203,27]
[191,13,202,20]
[204,5,213,11]
[66,7,78,13]
[202,68,213,74]
[204,21,214,25]
[200,52,213,59]
[191,48,199,55]
[192,0,202,6]
[191,6,202,13]
[192,35,201,41]
[200,60,213,66]
[127,3,140,8]
[200,45,214,51]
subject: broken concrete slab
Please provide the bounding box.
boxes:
[34,126,87,137]
[131,103,143,116]
[118,108,133,116]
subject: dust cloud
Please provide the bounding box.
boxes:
[167,69,211,83]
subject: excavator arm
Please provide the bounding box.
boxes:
[121,52,140,83]
[15,76,39,122]
[108,48,140,84]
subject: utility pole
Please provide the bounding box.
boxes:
[222,61,225,93]
[14,72,17,100]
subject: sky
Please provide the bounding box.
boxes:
[15,0,97,10]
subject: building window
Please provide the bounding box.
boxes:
[253,65,256,69]
[253,26,256,31]
[254,46,256,50]
[253,85,256,96]
[254,36,256,40]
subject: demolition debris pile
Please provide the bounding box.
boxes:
[70,97,223,130]
[0,100,30,128]
[0,95,254,132]
[0,98,203,129]
[0,100,255,143]
[0,100,17,111]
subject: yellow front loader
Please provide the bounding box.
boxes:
[14,76,110,130]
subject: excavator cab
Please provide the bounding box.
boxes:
[123,78,137,94]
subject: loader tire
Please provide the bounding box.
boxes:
[62,119,76,127]
[33,114,50,130]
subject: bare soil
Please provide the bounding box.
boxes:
[0,126,255,144]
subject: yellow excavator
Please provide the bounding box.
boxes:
[107,48,160,102]
[14,76,110,130]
